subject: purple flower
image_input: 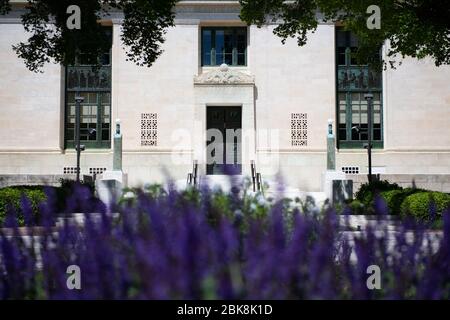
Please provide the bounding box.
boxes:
[0,184,448,299]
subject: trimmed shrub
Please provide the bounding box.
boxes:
[0,186,47,226]
[400,191,450,221]
[57,178,95,210]
[1,184,450,299]
[56,179,106,214]
[380,188,424,215]
[348,199,367,215]
[60,178,95,193]
[355,180,401,206]
[0,181,98,226]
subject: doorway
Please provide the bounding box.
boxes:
[206,106,242,175]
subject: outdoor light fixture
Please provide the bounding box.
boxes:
[364,93,374,184]
[74,95,85,183]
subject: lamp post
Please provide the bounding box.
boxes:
[364,93,373,184]
[74,95,85,183]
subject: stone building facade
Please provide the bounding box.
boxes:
[1,0,450,192]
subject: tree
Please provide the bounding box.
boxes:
[239,0,450,68]
[0,0,10,14]
[0,0,178,72]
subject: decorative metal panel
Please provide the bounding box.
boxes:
[342,166,360,174]
[63,167,79,174]
[89,167,107,175]
[337,66,381,91]
[141,113,158,146]
[291,113,308,147]
[335,28,383,149]
[66,66,111,92]
[65,92,111,149]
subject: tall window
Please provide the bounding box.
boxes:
[202,27,247,66]
[336,28,383,149]
[65,29,112,149]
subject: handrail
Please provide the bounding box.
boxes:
[192,160,198,186]
[250,160,256,192]
[251,160,264,193]
[187,160,198,187]
[256,173,262,192]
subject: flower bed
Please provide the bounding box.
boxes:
[0,184,449,299]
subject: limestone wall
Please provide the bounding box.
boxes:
[0,2,449,191]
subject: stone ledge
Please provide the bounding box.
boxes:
[346,174,450,193]
[0,226,56,237]
[0,174,74,188]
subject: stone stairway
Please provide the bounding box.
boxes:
[339,214,402,232]
[175,174,328,208]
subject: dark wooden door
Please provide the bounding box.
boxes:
[206,107,242,175]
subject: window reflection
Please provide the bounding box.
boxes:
[202,27,247,66]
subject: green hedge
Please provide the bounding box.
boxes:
[400,191,450,221]
[355,180,401,206]
[0,180,99,227]
[380,188,424,215]
[0,186,47,226]
[348,199,366,215]
[353,181,450,220]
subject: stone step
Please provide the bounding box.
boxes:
[341,214,401,221]
[176,175,328,205]
[339,215,403,231]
